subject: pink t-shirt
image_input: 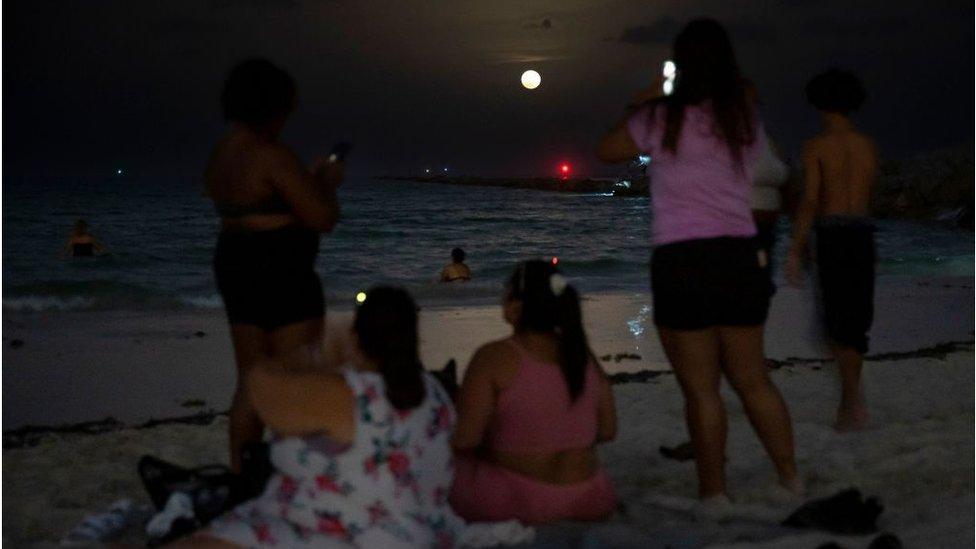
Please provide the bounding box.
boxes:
[627,102,764,246]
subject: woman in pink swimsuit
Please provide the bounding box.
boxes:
[450,260,618,524]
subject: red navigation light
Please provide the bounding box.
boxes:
[551,256,559,266]
[559,163,570,174]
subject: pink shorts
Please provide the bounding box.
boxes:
[450,455,617,524]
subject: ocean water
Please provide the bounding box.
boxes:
[3,176,973,312]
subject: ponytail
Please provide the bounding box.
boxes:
[353,287,426,410]
[509,261,591,402]
[556,286,589,401]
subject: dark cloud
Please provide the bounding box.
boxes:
[727,21,777,42]
[148,16,224,34]
[209,0,300,9]
[619,16,681,45]
[523,17,553,30]
[807,15,911,39]
[621,16,776,45]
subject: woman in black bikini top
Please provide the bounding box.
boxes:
[205,58,344,472]
[66,219,104,257]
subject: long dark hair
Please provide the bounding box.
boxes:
[508,260,590,401]
[660,18,755,168]
[354,286,426,410]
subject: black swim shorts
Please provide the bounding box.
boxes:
[651,236,772,330]
[214,226,325,332]
[815,220,875,354]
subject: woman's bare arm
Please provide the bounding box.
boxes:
[266,146,342,232]
[246,356,354,438]
[452,344,506,451]
[785,140,823,287]
[596,120,639,163]
[597,84,665,163]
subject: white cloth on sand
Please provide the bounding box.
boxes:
[460,520,536,547]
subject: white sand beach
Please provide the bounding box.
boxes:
[3,276,974,546]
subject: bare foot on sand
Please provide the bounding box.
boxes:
[779,476,806,499]
[834,400,869,432]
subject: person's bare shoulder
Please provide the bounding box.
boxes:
[257,140,301,167]
[801,136,826,163]
[852,131,879,158]
[467,339,518,381]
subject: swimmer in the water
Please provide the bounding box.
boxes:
[440,247,471,282]
[66,220,105,257]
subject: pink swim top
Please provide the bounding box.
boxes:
[627,102,765,246]
[487,339,602,453]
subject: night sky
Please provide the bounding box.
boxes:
[5,0,974,179]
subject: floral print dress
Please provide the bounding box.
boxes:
[209,368,463,548]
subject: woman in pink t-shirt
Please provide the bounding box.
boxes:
[597,19,799,504]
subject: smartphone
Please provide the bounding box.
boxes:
[327,142,353,164]
[662,60,676,96]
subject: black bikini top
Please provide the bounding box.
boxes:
[72,242,95,257]
[216,193,292,218]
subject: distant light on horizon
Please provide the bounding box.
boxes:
[551,256,559,266]
[116,168,123,175]
[356,291,367,304]
[521,70,541,90]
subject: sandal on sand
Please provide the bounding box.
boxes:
[659,441,695,461]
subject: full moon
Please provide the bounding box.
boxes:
[520,70,541,90]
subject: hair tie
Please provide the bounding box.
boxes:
[549,273,568,297]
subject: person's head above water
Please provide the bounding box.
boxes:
[221,58,297,135]
[354,286,426,410]
[72,219,89,235]
[451,247,466,264]
[806,69,866,116]
[504,260,591,401]
[663,18,755,167]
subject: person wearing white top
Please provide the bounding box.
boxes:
[751,130,791,290]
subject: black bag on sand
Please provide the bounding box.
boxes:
[783,488,883,535]
[432,359,459,402]
[138,443,273,545]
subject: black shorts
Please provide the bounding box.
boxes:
[651,236,771,330]
[214,226,324,332]
[815,221,875,353]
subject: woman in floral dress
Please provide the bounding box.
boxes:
[174,287,462,548]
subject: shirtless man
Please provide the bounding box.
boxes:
[786,69,877,432]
